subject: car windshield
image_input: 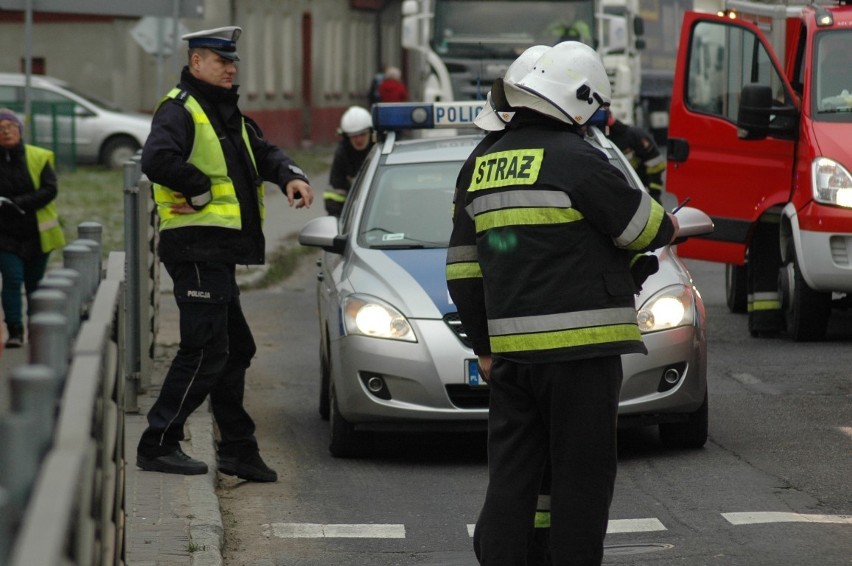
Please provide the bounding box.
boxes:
[813,29,852,121]
[432,0,595,59]
[358,160,462,249]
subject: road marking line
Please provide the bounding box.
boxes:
[263,523,406,538]
[466,518,666,537]
[839,427,852,441]
[607,518,668,533]
[723,512,852,526]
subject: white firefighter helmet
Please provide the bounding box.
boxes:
[506,41,612,126]
[474,44,550,132]
[339,106,372,136]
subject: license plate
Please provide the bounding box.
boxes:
[466,359,487,386]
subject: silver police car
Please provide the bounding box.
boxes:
[299,102,714,457]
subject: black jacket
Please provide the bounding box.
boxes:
[447,111,675,363]
[142,67,309,265]
[0,142,58,259]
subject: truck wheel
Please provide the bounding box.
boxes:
[781,255,831,341]
[659,392,708,450]
[318,326,330,420]
[329,385,360,458]
[725,264,748,314]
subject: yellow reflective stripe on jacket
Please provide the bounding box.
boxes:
[747,292,781,312]
[476,207,584,232]
[487,307,640,353]
[25,145,66,253]
[489,323,641,353]
[469,149,543,191]
[153,89,261,231]
[446,244,482,280]
[324,189,347,204]
[615,191,666,251]
[469,188,583,232]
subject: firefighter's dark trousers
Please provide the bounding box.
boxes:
[137,261,259,459]
[474,356,622,566]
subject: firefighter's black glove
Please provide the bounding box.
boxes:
[631,254,659,293]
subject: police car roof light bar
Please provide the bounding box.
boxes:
[372,101,486,132]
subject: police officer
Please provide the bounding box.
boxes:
[606,111,666,203]
[448,41,678,564]
[137,26,313,481]
[324,106,374,217]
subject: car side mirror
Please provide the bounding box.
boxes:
[298,215,347,254]
[672,206,714,244]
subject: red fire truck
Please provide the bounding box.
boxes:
[666,0,852,341]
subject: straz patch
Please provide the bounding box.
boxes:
[470,149,543,191]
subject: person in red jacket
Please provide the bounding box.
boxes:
[378,66,408,102]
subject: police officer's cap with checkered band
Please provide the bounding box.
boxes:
[505,41,611,126]
[182,26,242,61]
[474,44,550,132]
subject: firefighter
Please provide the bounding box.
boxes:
[447,41,678,565]
[605,110,666,203]
[324,106,374,217]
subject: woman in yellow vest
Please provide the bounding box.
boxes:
[0,108,66,348]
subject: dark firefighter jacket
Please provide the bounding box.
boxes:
[324,137,373,216]
[446,111,674,364]
[607,119,665,197]
[142,67,309,265]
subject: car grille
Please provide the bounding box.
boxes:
[445,385,490,409]
[444,312,472,348]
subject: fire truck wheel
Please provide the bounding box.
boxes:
[781,254,831,341]
[725,263,748,314]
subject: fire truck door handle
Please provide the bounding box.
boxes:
[667,138,690,164]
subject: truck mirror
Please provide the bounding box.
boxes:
[737,84,772,140]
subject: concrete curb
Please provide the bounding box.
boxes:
[187,406,224,566]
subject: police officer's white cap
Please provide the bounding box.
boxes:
[182,26,242,61]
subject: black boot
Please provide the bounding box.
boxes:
[5,324,23,348]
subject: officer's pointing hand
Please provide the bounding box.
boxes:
[285,179,313,209]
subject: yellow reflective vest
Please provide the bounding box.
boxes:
[152,89,261,231]
[24,145,66,253]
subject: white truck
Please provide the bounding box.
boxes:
[401,0,646,125]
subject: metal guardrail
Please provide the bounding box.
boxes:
[0,155,159,566]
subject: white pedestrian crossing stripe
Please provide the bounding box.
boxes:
[266,513,852,540]
[722,512,852,526]
[466,518,666,537]
[262,523,406,538]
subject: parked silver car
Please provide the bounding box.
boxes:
[299,102,714,457]
[0,73,151,168]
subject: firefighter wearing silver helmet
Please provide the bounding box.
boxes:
[449,41,679,565]
[324,106,374,217]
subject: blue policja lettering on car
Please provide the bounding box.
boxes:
[382,249,455,315]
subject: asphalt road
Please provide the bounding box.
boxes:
[216,255,852,566]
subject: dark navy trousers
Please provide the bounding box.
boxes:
[137,261,259,459]
[474,356,623,566]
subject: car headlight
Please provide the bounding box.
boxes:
[636,284,695,333]
[342,295,416,342]
[812,157,852,208]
